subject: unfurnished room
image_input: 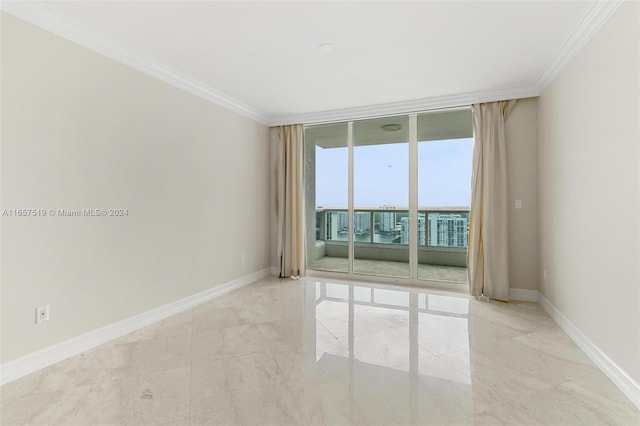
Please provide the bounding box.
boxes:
[0,1,639,425]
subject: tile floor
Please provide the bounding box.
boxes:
[1,276,638,425]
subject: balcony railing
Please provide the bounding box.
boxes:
[315,207,469,247]
[312,207,469,269]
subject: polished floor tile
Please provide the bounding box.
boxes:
[1,276,638,425]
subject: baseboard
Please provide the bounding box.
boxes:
[270,265,280,276]
[509,288,538,302]
[538,293,640,410]
[0,267,271,385]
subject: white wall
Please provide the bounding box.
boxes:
[538,1,639,383]
[270,127,280,271]
[506,98,539,292]
[0,13,271,363]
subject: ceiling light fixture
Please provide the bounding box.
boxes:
[381,124,402,132]
[319,43,335,52]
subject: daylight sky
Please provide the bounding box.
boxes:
[315,138,472,208]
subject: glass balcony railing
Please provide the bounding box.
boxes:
[310,207,469,282]
[315,208,469,248]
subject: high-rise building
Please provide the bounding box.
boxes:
[378,212,397,232]
[428,213,469,247]
[400,217,409,244]
[400,216,426,245]
[353,211,371,235]
[315,211,323,241]
[326,211,349,240]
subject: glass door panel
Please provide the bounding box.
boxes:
[417,110,472,283]
[304,123,349,273]
[353,116,410,278]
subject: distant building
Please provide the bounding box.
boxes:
[324,210,468,247]
[353,211,371,235]
[428,213,468,247]
[378,212,397,232]
[326,211,348,240]
[400,216,426,245]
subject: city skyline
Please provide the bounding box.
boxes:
[320,210,469,248]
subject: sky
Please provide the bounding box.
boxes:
[315,137,472,208]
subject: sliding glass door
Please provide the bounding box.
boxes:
[354,116,409,278]
[417,110,472,283]
[305,109,472,285]
[304,122,348,273]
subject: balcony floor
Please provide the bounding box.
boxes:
[308,256,468,283]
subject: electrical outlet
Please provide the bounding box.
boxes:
[515,199,522,209]
[240,254,245,264]
[36,305,49,324]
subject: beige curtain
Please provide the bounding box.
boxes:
[276,124,306,278]
[468,100,516,301]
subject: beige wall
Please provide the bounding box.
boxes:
[506,98,539,291]
[1,13,271,363]
[538,1,639,382]
[269,127,280,271]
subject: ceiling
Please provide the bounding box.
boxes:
[1,1,621,125]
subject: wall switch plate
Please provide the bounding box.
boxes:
[36,305,49,324]
[515,199,522,209]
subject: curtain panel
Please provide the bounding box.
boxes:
[276,124,306,278]
[468,100,516,301]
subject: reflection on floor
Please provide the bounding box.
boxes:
[2,276,638,425]
[309,256,468,283]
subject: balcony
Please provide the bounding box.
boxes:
[308,208,469,284]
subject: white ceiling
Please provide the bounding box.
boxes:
[1,1,621,125]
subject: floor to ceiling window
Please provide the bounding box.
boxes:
[304,122,349,273]
[416,110,472,282]
[305,108,472,286]
[354,115,410,278]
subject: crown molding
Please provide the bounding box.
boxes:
[1,0,623,127]
[268,86,539,126]
[534,0,623,93]
[0,1,271,125]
